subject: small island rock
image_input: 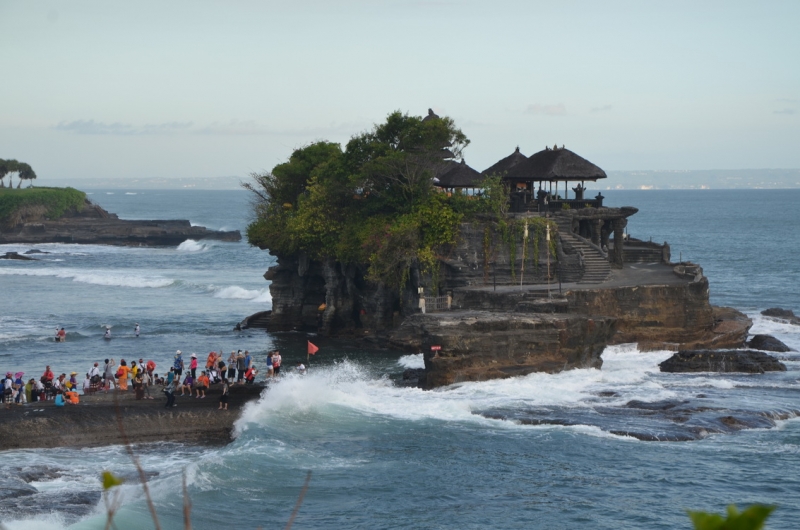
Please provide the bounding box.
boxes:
[659,350,786,374]
[746,334,792,352]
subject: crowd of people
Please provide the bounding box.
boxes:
[1,349,288,411]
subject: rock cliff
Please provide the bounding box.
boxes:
[0,199,241,246]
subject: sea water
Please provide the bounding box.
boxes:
[1,189,799,529]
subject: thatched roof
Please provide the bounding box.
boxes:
[481,146,527,176]
[505,147,607,182]
[435,159,483,188]
[422,108,440,122]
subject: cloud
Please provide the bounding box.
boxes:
[54,120,193,135]
[525,103,566,116]
[54,118,368,138]
[773,108,795,115]
[591,104,613,112]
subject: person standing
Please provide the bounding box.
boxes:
[266,352,274,378]
[104,328,111,340]
[145,359,156,384]
[218,379,229,411]
[134,323,140,337]
[41,366,55,400]
[189,354,198,379]
[272,351,281,376]
[57,327,66,342]
[164,379,176,408]
[116,360,129,391]
[173,351,184,379]
[227,351,237,382]
[3,372,14,407]
[103,359,116,392]
[236,351,246,384]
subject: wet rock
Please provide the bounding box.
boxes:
[0,477,37,500]
[23,249,49,254]
[596,391,619,397]
[659,350,787,374]
[0,251,36,260]
[13,465,65,483]
[747,334,792,352]
[625,399,687,411]
[0,490,101,521]
[761,308,800,325]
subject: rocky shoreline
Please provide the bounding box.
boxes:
[0,383,264,451]
[0,199,241,246]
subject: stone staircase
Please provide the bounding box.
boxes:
[553,216,611,284]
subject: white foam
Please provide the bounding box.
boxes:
[176,239,207,252]
[212,285,272,304]
[397,353,424,369]
[0,267,174,289]
[125,192,137,195]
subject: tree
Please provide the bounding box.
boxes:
[245,109,480,289]
[0,159,17,188]
[17,162,37,187]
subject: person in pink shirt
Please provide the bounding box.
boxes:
[190,353,198,378]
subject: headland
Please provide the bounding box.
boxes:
[0,187,241,245]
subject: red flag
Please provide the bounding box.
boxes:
[307,341,319,355]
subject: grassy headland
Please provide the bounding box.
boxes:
[0,186,86,228]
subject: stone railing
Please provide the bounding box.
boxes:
[673,262,704,282]
[419,294,452,313]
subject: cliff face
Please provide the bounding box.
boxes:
[388,312,616,388]
[253,219,748,389]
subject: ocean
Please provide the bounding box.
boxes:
[1,188,799,529]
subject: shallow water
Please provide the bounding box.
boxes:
[1,189,800,529]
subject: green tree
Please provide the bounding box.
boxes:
[245,109,484,290]
[17,162,37,187]
[0,159,19,188]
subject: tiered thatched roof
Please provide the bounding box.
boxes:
[435,159,483,189]
[505,147,606,182]
[481,146,527,176]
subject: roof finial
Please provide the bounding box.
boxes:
[428,108,434,116]
[515,146,520,153]
[553,143,558,150]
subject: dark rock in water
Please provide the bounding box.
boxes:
[747,334,792,352]
[236,310,271,330]
[625,399,687,411]
[596,391,619,397]
[761,307,800,325]
[0,477,37,499]
[762,307,796,318]
[13,465,65,483]
[397,368,426,388]
[0,489,101,521]
[659,350,787,373]
[23,248,49,254]
[0,251,36,260]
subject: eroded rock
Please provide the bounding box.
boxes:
[659,350,786,374]
[747,334,792,352]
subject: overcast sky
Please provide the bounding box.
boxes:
[1,0,798,183]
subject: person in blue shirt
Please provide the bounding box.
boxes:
[54,392,65,407]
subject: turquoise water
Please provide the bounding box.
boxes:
[1,189,799,529]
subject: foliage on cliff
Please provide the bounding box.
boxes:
[0,187,86,228]
[245,110,513,289]
[0,158,37,188]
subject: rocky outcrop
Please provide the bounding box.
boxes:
[761,307,800,325]
[0,251,36,260]
[747,334,793,352]
[659,350,787,373]
[387,311,616,388]
[0,199,241,246]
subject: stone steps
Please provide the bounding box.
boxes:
[553,217,611,284]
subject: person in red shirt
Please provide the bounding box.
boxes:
[189,354,198,378]
[41,366,55,400]
[195,371,209,398]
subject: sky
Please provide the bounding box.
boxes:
[1,0,799,184]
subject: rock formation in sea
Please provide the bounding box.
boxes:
[658,350,787,373]
[243,212,751,389]
[0,197,241,246]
